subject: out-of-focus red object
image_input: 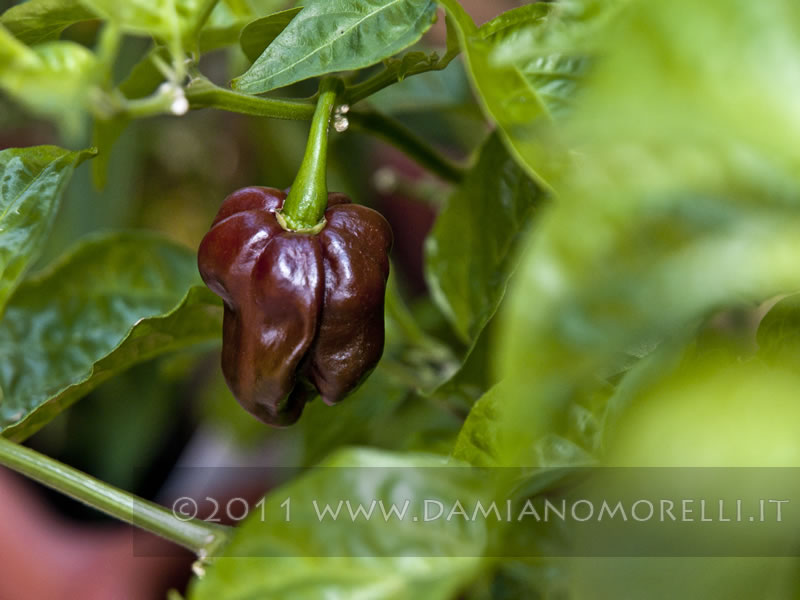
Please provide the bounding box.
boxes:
[0,468,191,600]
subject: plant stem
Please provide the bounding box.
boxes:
[349,110,466,184]
[0,436,230,557]
[123,89,176,119]
[95,23,121,83]
[279,77,343,232]
[186,77,315,120]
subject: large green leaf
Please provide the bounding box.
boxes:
[490,0,800,467]
[424,133,544,346]
[560,0,800,193]
[439,1,606,188]
[0,232,222,441]
[0,0,97,45]
[494,201,800,467]
[188,448,486,600]
[0,146,95,315]
[0,26,98,136]
[232,0,438,94]
[437,2,553,188]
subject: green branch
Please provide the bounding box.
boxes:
[349,110,466,184]
[0,436,230,557]
[185,77,315,120]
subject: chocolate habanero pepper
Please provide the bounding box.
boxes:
[197,187,392,425]
[197,78,392,426]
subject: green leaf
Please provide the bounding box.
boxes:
[232,0,438,94]
[0,232,223,441]
[496,200,800,466]
[0,0,97,45]
[425,133,544,346]
[188,447,486,600]
[466,0,800,468]
[342,11,463,109]
[438,2,552,187]
[239,7,302,63]
[451,381,508,467]
[439,1,594,188]
[563,0,800,193]
[0,27,99,136]
[0,146,95,314]
[452,378,602,469]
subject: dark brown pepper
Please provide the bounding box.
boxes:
[198,187,392,426]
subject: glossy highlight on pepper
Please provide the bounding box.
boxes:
[198,186,392,426]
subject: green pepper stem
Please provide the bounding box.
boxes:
[0,436,231,557]
[279,78,343,232]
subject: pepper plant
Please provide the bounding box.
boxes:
[2,0,800,598]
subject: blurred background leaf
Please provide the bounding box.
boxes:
[491,0,800,468]
[0,27,99,137]
[425,132,544,347]
[0,0,97,44]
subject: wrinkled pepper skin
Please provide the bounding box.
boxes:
[198,187,392,426]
